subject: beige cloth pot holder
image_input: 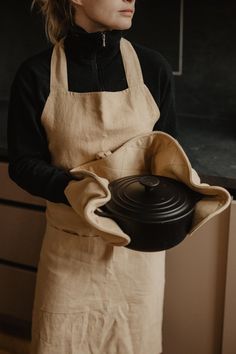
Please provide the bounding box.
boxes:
[64,131,231,248]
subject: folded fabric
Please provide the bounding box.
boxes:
[64,171,130,246]
[64,131,231,247]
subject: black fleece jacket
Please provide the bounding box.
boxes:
[7,25,177,204]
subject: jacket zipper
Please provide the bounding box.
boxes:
[101,32,106,47]
[93,32,106,90]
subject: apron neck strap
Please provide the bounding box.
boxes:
[50,40,68,91]
[50,38,144,91]
[120,38,144,88]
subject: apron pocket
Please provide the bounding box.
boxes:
[35,226,115,314]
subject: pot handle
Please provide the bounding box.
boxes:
[139,175,160,192]
[95,207,114,219]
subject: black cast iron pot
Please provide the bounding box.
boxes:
[96,175,202,252]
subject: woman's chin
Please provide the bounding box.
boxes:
[110,20,133,31]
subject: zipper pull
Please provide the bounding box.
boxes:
[102,32,106,47]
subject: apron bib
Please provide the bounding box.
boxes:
[31,38,165,354]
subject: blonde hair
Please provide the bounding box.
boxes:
[31,0,74,44]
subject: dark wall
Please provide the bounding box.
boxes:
[0,0,48,155]
[126,0,236,121]
[175,0,236,121]
[126,0,181,72]
[0,0,48,99]
[0,0,235,156]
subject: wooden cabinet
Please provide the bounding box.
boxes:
[0,204,45,267]
[0,162,45,330]
[0,162,45,268]
[222,201,236,354]
[0,266,36,322]
[0,162,45,206]
[163,205,231,354]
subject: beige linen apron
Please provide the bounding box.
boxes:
[31,38,166,354]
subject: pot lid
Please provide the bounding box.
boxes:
[105,175,199,223]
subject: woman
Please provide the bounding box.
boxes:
[8,0,177,353]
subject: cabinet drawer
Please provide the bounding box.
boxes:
[0,265,36,322]
[0,204,45,267]
[0,162,45,206]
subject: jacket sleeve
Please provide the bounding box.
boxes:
[7,63,74,204]
[153,59,178,138]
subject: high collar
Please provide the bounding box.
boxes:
[64,24,123,62]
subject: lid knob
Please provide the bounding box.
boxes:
[139,176,160,192]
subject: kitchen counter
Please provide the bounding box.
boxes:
[178,116,236,198]
[1,116,236,198]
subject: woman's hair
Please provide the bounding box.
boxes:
[31,0,74,44]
